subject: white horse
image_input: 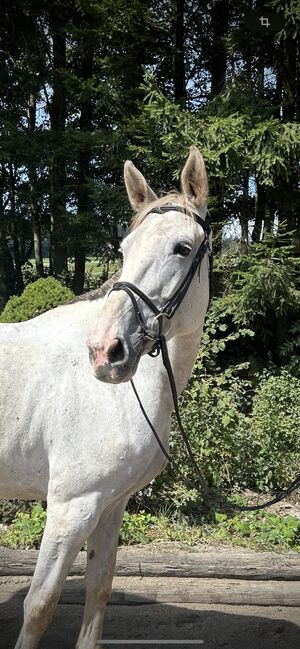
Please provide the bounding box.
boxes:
[0,146,211,649]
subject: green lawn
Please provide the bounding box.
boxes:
[28,258,119,279]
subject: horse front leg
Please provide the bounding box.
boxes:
[14,491,101,649]
[76,496,128,649]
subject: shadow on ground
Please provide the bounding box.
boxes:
[0,579,299,649]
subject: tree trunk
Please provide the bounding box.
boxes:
[173,0,186,105]
[279,34,299,253]
[240,172,249,247]
[27,92,44,277]
[252,182,265,243]
[211,0,229,97]
[0,236,10,310]
[282,35,297,122]
[209,1,229,255]
[72,47,93,295]
[0,169,10,310]
[49,12,67,281]
[8,162,23,294]
[263,188,275,236]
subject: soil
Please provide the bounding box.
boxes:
[1,542,300,649]
[0,577,299,649]
[1,491,300,649]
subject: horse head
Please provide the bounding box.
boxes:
[87,146,211,383]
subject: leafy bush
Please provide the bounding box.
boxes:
[0,277,74,323]
[161,367,300,503]
[138,302,254,512]
[132,296,300,513]
[1,503,298,553]
[280,320,300,377]
[0,504,46,549]
[217,234,300,360]
[119,511,158,545]
[248,371,300,491]
[175,372,252,491]
[212,509,300,552]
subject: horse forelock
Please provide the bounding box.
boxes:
[130,191,197,231]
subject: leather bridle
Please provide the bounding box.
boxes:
[109,204,300,513]
[110,204,212,356]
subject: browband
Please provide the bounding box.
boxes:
[148,204,211,235]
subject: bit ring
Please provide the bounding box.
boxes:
[151,312,170,336]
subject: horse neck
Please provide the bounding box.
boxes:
[167,326,203,396]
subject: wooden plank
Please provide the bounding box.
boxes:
[1,576,300,607]
[0,547,300,580]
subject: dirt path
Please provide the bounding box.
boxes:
[0,576,299,649]
[0,544,299,649]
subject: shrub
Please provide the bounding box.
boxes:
[212,510,300,552]
[217,234,300,362]
[0,277,74,322]
[248,371,300,491]
[119,511,158,545]
[0,504,46,549]
[1,503,299,552]
[182,376,250,486]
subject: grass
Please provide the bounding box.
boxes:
[1,504,299,553]
[28,257,119,277]
[143,511,300,553]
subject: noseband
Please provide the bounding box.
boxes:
[109,204,212,356]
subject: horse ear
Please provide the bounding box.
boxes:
[124,161,157,210]
[180,145,208,207]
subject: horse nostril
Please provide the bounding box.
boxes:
[107,338,125,364]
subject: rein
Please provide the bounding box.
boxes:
[110,204,300,514]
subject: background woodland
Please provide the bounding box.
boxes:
[0,1,300,523]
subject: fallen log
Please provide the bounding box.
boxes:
[0,547,299,580]
[1,575,300,607]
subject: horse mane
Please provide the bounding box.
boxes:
[69,269,122,303]
[70,191,194,304]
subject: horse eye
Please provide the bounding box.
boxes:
[173,243,192,257]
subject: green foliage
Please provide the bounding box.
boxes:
[167,366,300,499]
[129,76,300,191]
[208,233,300,370]
[154,300,254,500]
[0,278,74,322]
[133,290,300,515]
[280,320,300,376]
[119,510,158,545]
[0,504,46,549]
[219,234,300,332]
[175,370,251,492]
[249,371,300,491]
[211,509,300,552]
[150,509,300,552]
[1,503,299,553]
[196,295,254,373]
